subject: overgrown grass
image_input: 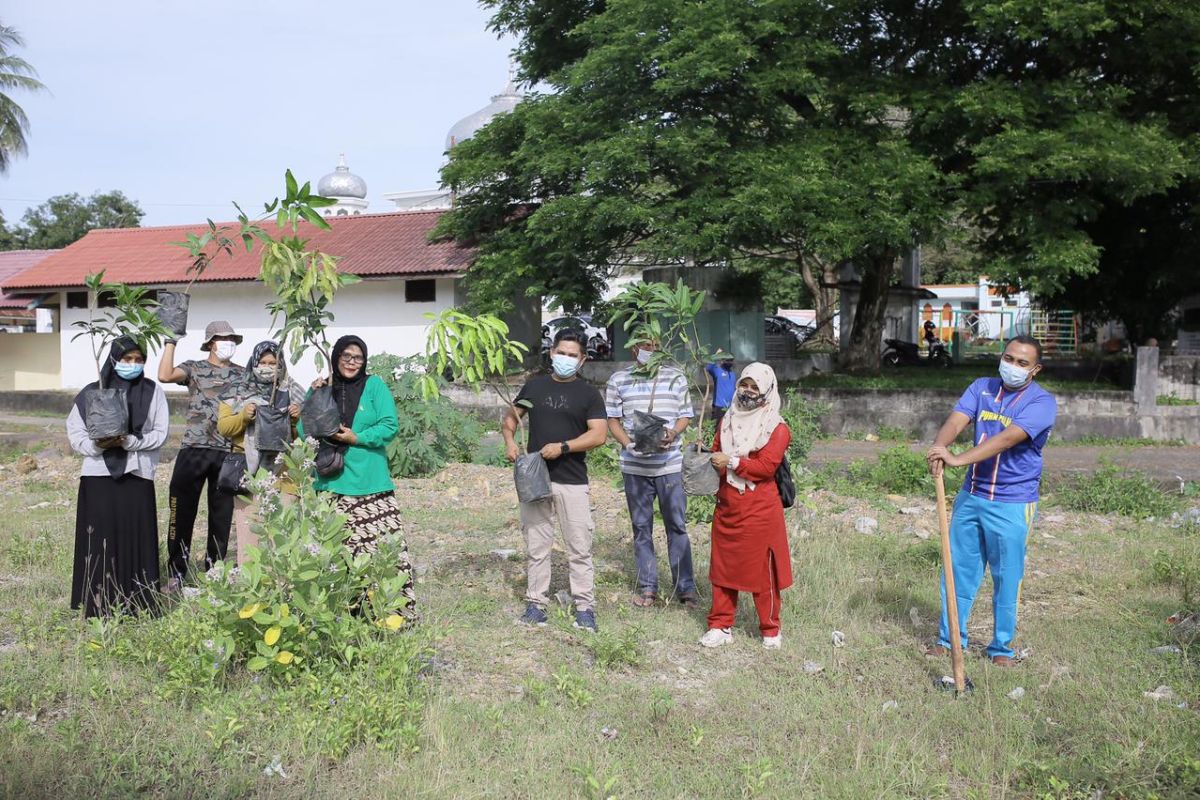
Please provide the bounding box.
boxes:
[1,432,1198,797]
[1047,435,1188,447]
[806,444,967,499]
[798,365,1120,393]
[1158,394,1200,406]
[1052,462,1181,518]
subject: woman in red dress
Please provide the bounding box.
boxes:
[700,362,792,650]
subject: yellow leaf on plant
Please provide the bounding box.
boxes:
[264,626,281,646]
[279,603,289,618]
[275,651,294,665]
[238,603,263,619]
[87,640,102,651]
[385,614,405,630]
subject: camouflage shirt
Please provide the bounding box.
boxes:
[179,360,245,449]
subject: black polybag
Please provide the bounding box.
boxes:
[84,387,130,440]
[513,452,552,503]
[301,386,341,439]
[255,405,292,453]
[630,410,669,454]
[155,290,190,337]
[682,445,719,496]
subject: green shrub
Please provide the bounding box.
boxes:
[1152,543,1200,610]
[120,440,430,685]
[370,353,483,478]
[83,439,435,757]
[780,388,828,464]
[686,494,716,525]
[582,625,642,669]
[1053,462,1177,518]
[846,445,964,497]
[587,443,625,488]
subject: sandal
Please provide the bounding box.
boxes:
[631,591,658,608]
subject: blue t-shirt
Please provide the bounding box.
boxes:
[954,377,1057,503]
[705,363,737,409]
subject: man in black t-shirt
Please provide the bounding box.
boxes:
[504,329,608,631]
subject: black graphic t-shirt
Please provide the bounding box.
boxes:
[514,374,606,485]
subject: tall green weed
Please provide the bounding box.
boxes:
[370,353,482,478]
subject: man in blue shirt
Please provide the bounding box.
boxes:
[704,356,737,427]
[925,336,1057,666]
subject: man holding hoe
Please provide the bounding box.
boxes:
[925,336,1057,667]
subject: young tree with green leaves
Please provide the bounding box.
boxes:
[70,272,171,438]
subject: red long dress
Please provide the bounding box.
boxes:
[709,423,793,593]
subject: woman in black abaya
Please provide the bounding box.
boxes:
[66,337,170,617]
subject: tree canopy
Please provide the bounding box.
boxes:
[439,0,1200,367]
[1,191,144,251]
[0,22,46,174]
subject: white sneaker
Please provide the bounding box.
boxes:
[699,627,733,648]
[762,634,782,650]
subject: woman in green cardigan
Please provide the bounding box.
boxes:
[305,334,416,620]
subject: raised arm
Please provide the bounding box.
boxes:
[157,342,189,385]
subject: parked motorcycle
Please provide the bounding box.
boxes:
[587,333,611,361]
[881,337,952,368]
[538,325,554,369]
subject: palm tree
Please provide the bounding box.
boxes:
[0,23,46,174]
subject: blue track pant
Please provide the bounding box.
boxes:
[937,492,1037,659]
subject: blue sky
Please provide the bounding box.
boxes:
[1,1,514,227]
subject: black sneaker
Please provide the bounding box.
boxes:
[520,603,548,626]
[573,608,598,632]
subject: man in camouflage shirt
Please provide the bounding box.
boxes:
[158,320,245,587]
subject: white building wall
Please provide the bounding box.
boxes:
[58,277,457,390]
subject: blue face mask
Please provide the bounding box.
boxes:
[551,354,581,378]
[998,360,1031,389]
[114,362,144,380]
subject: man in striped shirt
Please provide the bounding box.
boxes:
[605,340,699,608]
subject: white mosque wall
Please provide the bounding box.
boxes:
[57,277,458,390]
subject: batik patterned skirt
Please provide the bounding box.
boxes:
[333,490,417,618]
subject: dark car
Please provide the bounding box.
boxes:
[764,315,816,345]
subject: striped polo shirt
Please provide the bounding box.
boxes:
[605,366,695,477]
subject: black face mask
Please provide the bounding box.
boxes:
[736,391,766,410]
[721,361,734,370]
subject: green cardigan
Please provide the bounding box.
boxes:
[299,374,398,497]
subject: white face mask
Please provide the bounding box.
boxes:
[214,341,237,361]
[998,360,1031,389]
[253,365,277,383]
[635,348,653,366]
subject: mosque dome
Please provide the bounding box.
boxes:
[445,78,524,152]
[317,154,367,199]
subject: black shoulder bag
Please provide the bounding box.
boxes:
[775,454,796,509]
[218,446,251,496]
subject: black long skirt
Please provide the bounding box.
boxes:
[70,474,161,618]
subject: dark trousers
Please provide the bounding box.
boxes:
[711,406,728,427]
[167,446,235,579]
[622,471,696,597]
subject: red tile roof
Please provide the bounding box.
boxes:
[0,249,58,307]
[1,211,473,291]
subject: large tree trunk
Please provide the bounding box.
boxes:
[842,249,898,373]
[798,255,838,343]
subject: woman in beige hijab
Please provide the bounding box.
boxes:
[700,362,793,650]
